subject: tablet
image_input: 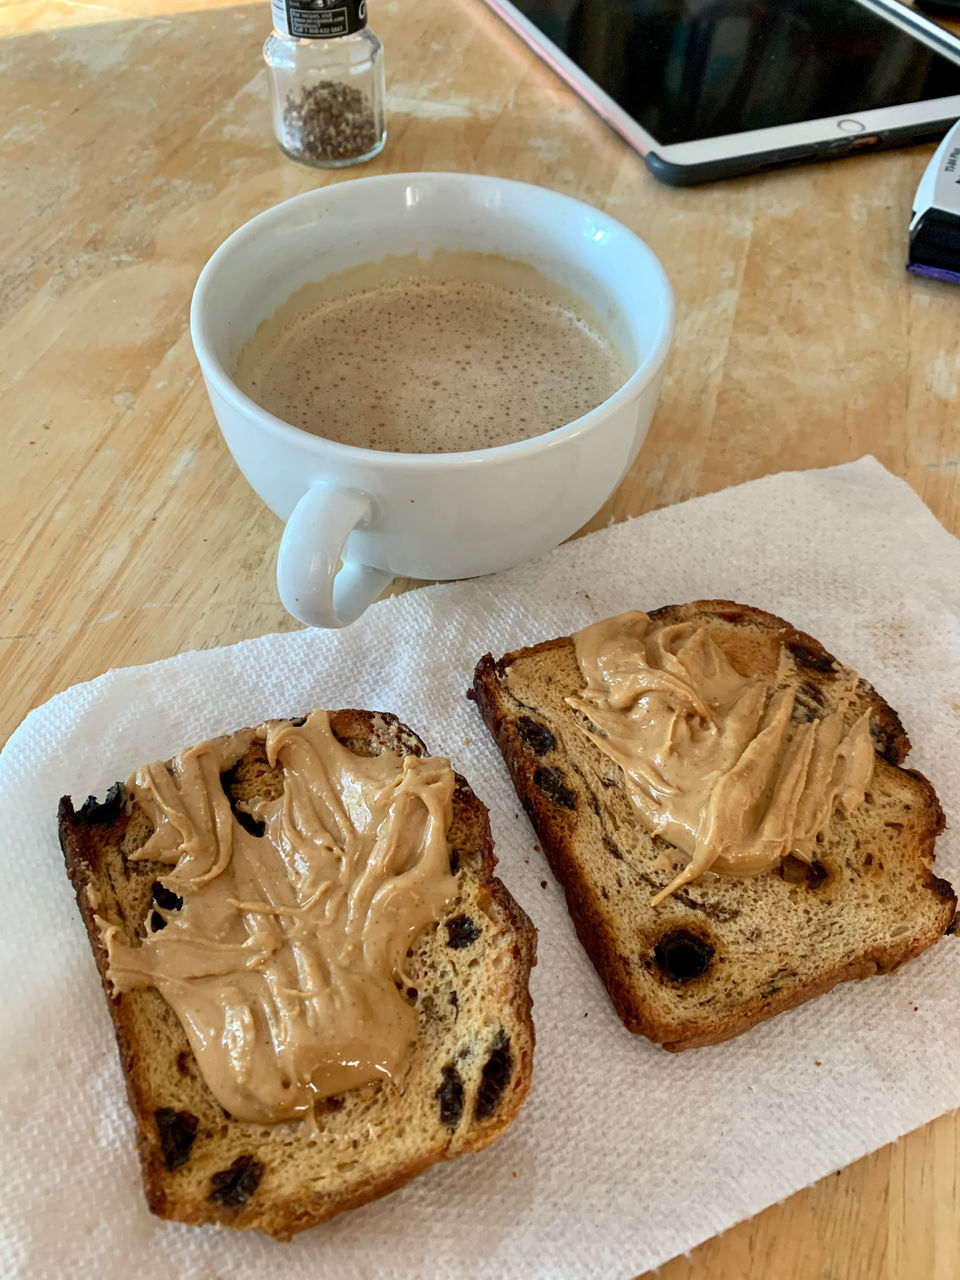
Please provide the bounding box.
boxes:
[480,0,960,184]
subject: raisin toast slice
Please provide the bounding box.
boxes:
[59,710,536,1238]
[471,601,955,1051]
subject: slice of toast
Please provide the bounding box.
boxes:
[59,709,536,1238]
[471,600,955,1051]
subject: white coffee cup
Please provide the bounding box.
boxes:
[190,173,673,628]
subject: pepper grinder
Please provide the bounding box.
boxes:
[263,0,386,168]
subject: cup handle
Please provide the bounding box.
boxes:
[276,483,393,628]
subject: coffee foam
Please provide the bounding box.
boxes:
[234,251,631,454]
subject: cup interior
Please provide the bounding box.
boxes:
[192,174,673,422]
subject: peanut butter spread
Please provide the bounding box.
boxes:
[566,611,875,905]
[98,711,457,1126]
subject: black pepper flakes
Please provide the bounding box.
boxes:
[283,81,378,164]
[264,0,385,168]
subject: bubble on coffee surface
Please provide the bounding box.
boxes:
[236,272,630,454]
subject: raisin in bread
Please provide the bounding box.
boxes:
[471,601,955,1051]
[59,709,536,1238]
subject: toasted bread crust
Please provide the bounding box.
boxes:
[60,710,536,1238]
[471,601,955,1051]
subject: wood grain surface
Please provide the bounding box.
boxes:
[2,0,960,1273]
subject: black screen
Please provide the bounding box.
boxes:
[509,0,960,144]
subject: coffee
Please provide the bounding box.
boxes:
[235,251,630,453]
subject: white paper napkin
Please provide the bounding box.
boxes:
[3,456,960,1280]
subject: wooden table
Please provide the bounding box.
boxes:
[2,0,959,1273]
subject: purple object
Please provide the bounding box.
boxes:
[907,262,960,283]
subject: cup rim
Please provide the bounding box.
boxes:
[190,172,674,469]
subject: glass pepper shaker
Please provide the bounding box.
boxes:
[264,0,386,168]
